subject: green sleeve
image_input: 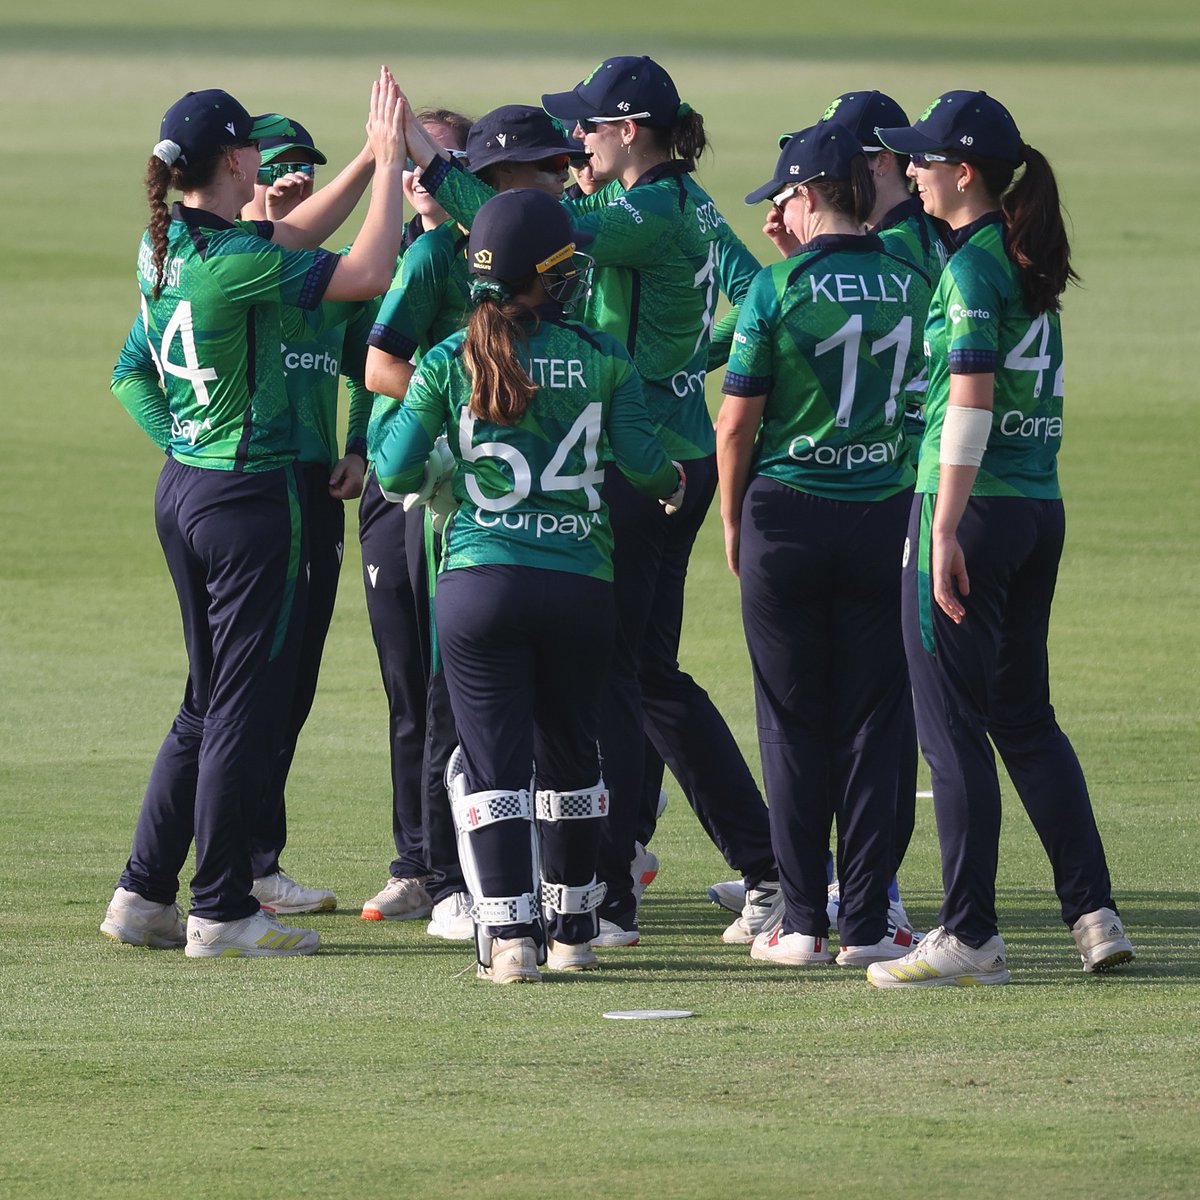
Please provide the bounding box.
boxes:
[343,297,378,454]
[209,230,339,311]
[374,351,451,496]
[723,266,779,394]
[605,353,677,498]
[421,160,496,234]
[368,229,451,361]
[707,226,763,369]
[111,314,172,450]
[561,179,622,216]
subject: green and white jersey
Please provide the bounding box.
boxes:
[113,203,339,471]
[281,289,374,468]
[919,213,1064,499]
[365,220,471,461]
[374,308,678,581]
[422,158,761,460]
[873,196,950,456]
[724,233,931,501]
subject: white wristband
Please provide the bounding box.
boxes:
[939,405,992,467]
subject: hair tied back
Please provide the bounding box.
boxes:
[153,139,183,166]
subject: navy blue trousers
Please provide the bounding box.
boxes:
[902,493,1116,946]
[600,455,775,919]
[251,463,344,878]
[119,457,307,920]
[740,478,911,946]
[358,472,433,879]
[436,565,614,943]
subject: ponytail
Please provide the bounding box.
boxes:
[810,155,876,227]
[142,149,232,300]
[145,156,172,301]
[646,105,708,169]
[463,285,539,426]
[1001,144,1080,314]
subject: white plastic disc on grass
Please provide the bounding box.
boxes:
[602,1009,695,1020]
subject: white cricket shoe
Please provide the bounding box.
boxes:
[251,870,336,915]
[836,924,919,966]
[361,875,432,921]
[546,939,600,971]
[1071,908,1135,973]
[426,891,474,940]
[707,879,745,913]
[867,926,1009,988]
[655,788,669,819]
[184,910,319,958]
[100,887,185,949]
[721,880,785,944]
[828,879,923,939]
[631,841,659,903]
[478,936,540,984]
[591,915,640,948]
[750,926,835,966]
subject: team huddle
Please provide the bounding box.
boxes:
[100,57,1137,986]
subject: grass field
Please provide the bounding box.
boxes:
[1,2,1198,1196]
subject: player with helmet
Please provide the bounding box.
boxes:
[373,188,684,982]
[398,58,780,947]
[866,91,1135,986]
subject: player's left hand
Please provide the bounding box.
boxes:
[328,453,366,500]
[723,519,740,577]
[661,460,687,515]
[265,172,315,220]
[931,532,968,623]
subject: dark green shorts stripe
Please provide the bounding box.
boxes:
[917,491,936,657]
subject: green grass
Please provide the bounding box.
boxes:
[2,2,1199,1196]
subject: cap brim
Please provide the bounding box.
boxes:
[874,125,944,155]
[260,140,328,166]
[541,90,590,121]
[570,226,594,249]
[744,177,783,205]
[468,141,579,173]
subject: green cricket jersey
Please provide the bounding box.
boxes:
[112,203,339,471]
[374,308,678,580]
[918,213,1064,498]
[365,219,471,461]
[421,157,761,460]
[281,290,374,468]
[724,233,931,501]
[873,196,950,455]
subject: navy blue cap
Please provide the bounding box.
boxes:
[542,55,681,129]
[466,105,582,173]
[876,90,1023,165]
[812,91,909,152]
[153,89,287,168]
[745,123,865,205]
[468,189,593,288]
[258,115,328,166]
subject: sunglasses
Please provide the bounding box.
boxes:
[535,153,572,173]
[579,112,651,132]
[910,152,963,167]
[770,171,826,208]
[256,161,316,185]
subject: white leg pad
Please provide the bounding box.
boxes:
[535,779,609,821]
[542,876,607,915]
[445,747,541,965]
